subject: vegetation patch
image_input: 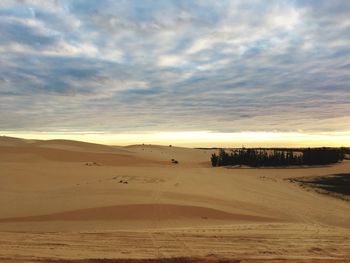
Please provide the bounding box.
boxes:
[289,173,350,200]
[211,148,346,167]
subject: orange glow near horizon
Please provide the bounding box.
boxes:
[2,131,350,148]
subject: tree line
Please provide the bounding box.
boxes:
[211,147,345,167]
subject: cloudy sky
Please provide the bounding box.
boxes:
[1,0,350,146]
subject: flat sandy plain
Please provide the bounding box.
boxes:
[0,136,349,263]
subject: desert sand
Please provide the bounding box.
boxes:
[0,136,349,262]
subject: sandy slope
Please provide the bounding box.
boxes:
[0,136,349,262]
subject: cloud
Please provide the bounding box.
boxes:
[0,0,349,134]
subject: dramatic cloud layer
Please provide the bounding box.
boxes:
[1,0,350,135]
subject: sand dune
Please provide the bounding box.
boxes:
[33,139,131,154]
[0,145,164,166]
[0,203,275,222]
[125,144,214,167]
[0,135,36,146]
[0,136,349,262]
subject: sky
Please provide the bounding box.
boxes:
[0,0,350,147]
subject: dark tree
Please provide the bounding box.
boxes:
[211,147,344,167]
[211,153,218,167]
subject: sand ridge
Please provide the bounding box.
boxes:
[0,203,277,223]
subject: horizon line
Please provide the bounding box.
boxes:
[1,131,350,148]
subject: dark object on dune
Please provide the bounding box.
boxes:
[211,147,345,167]
[171,159,179,164]
[85,162,101,166]
[169,145,172,147]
